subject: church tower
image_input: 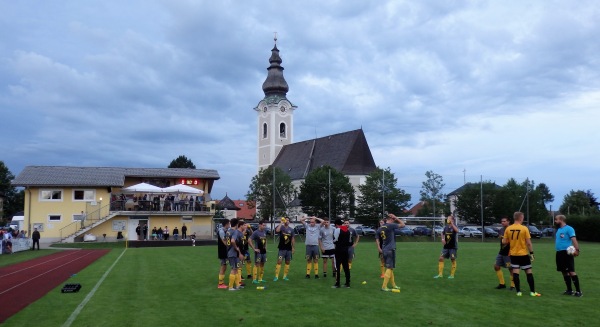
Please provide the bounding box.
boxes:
[254,37,297,172]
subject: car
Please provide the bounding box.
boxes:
[477,227,499,238]
[542,227,554,237]
[460,226,483,238]
[293,224,306,235]
[394,226,414,236]
[355,225,376,236]
[433,226,443,236]
[527,225,542,239]
[413,226,432,236]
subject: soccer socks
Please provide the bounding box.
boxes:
[306,263,312,275]
[510,273,515,288]
[382,269,392,289]
[275,264,281,278]
[513,273,521,292]
[228,273,236,289]
[259,266,265,281]
[563,274,572,292]
[237,270,242,285]
[496,269,505,285]
[246,261,252,277]
[450,261,457,277]
[572,275,581,293]
[314,262,319,275]
[526,273,535,293]
[283,264,290,277]
[349,262,352,270]
[219,274,225,285]
[438,261,444,276]
[380,261,385,276]
[253,266,258,281]
[390,270,397,288]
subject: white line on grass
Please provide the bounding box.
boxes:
[62,249,127,327]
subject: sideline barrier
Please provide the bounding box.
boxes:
[1,238,33,254]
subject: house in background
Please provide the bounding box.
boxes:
[11,166,220,244]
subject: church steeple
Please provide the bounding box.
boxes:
[261,36,289,98]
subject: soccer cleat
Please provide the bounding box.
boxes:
[392,286,401,290]
[283,276,290,281]
[380,274,385,278]
[563,290,574,296]
[516,292,522,297]
[332,284,340,289]
[433,275,443,279]
[314,275,319,279]
[252,280,259,284]
[510,287,515,291]
[273,277,278,282]
[247,275,252,279]
[237,285,245,289]
[217,284,228,289]
[228,288,239,291]
[448,276,455,279]
[323,273,327,278]
[344,284,351,288]
[496,284,506,289]
[381,287,391,292]
[530,292,541,297]
[574,291,583,297]
[306,274,311,279]
[259,279,266,283]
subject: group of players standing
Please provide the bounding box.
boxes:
[435,211,583,297]
[216,210,583,296]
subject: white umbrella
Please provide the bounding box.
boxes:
[121,182,164,193]
[162,184,204,195]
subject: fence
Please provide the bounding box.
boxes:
[1,238,32,255]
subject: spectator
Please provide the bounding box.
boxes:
[32,228,41,250]
[173,227,179,240]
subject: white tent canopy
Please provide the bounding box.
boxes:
[121,182,164,193]
[161,184,204,195]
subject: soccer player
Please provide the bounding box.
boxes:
[494,216,514,290]
[332,219,352,288]
[376,213,405,291]
[301,216,323,279]
[273,217,295,281]
[217,219,231,289]
[434,215,459,279]
[554,214,582,297]
[377,219,385,278]
[249,220,268,284]
[319,219,336,278]
[226,219,246,291]
[344,219,360,270]
[241,221,253,279]
[502,211,541,297]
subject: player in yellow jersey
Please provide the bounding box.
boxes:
[502,212,541,297]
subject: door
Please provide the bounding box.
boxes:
[128,219,148,240]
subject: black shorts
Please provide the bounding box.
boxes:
[322,249,335,258]
[556,250,575,272]
[510,255,532,270]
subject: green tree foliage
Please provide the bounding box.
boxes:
[0,161,23,223]
[355,167,411,226]
[455,182,501,225]
[168,155,196,169]
[245,167,295,220]
[560,190,599,215]
[420,170,446,217]
[299,166,354,219]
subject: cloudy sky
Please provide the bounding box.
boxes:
[1,1,599,210]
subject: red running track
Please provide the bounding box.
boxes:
[0,249,109,323]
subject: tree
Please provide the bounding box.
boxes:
[560,189,599,215]
[420,170,446,218]
[299,166,355,219]
[454,181,501,225]
[246,167,295,221]
[0,161,23,224]
[168,155,196,169]
[355,167,411,226]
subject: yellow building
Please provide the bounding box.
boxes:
[12,166,220,244]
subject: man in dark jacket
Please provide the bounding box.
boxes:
[32,228,41,250]
[332,219,351,288]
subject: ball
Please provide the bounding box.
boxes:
[566,245,576,256]
[362,281,367,285]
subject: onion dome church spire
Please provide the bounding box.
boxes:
[262,34,289,98]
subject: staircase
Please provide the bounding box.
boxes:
[61,212,119,243]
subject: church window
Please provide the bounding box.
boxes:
[263,123,268,139]
[279,122,286,138]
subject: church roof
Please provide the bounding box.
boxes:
[261,44,289,98]
[216,194,241,211]
[271,129,377,180]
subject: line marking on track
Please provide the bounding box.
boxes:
[0,250,88,278]
[62,249,127,327]
[0,251,97,296]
